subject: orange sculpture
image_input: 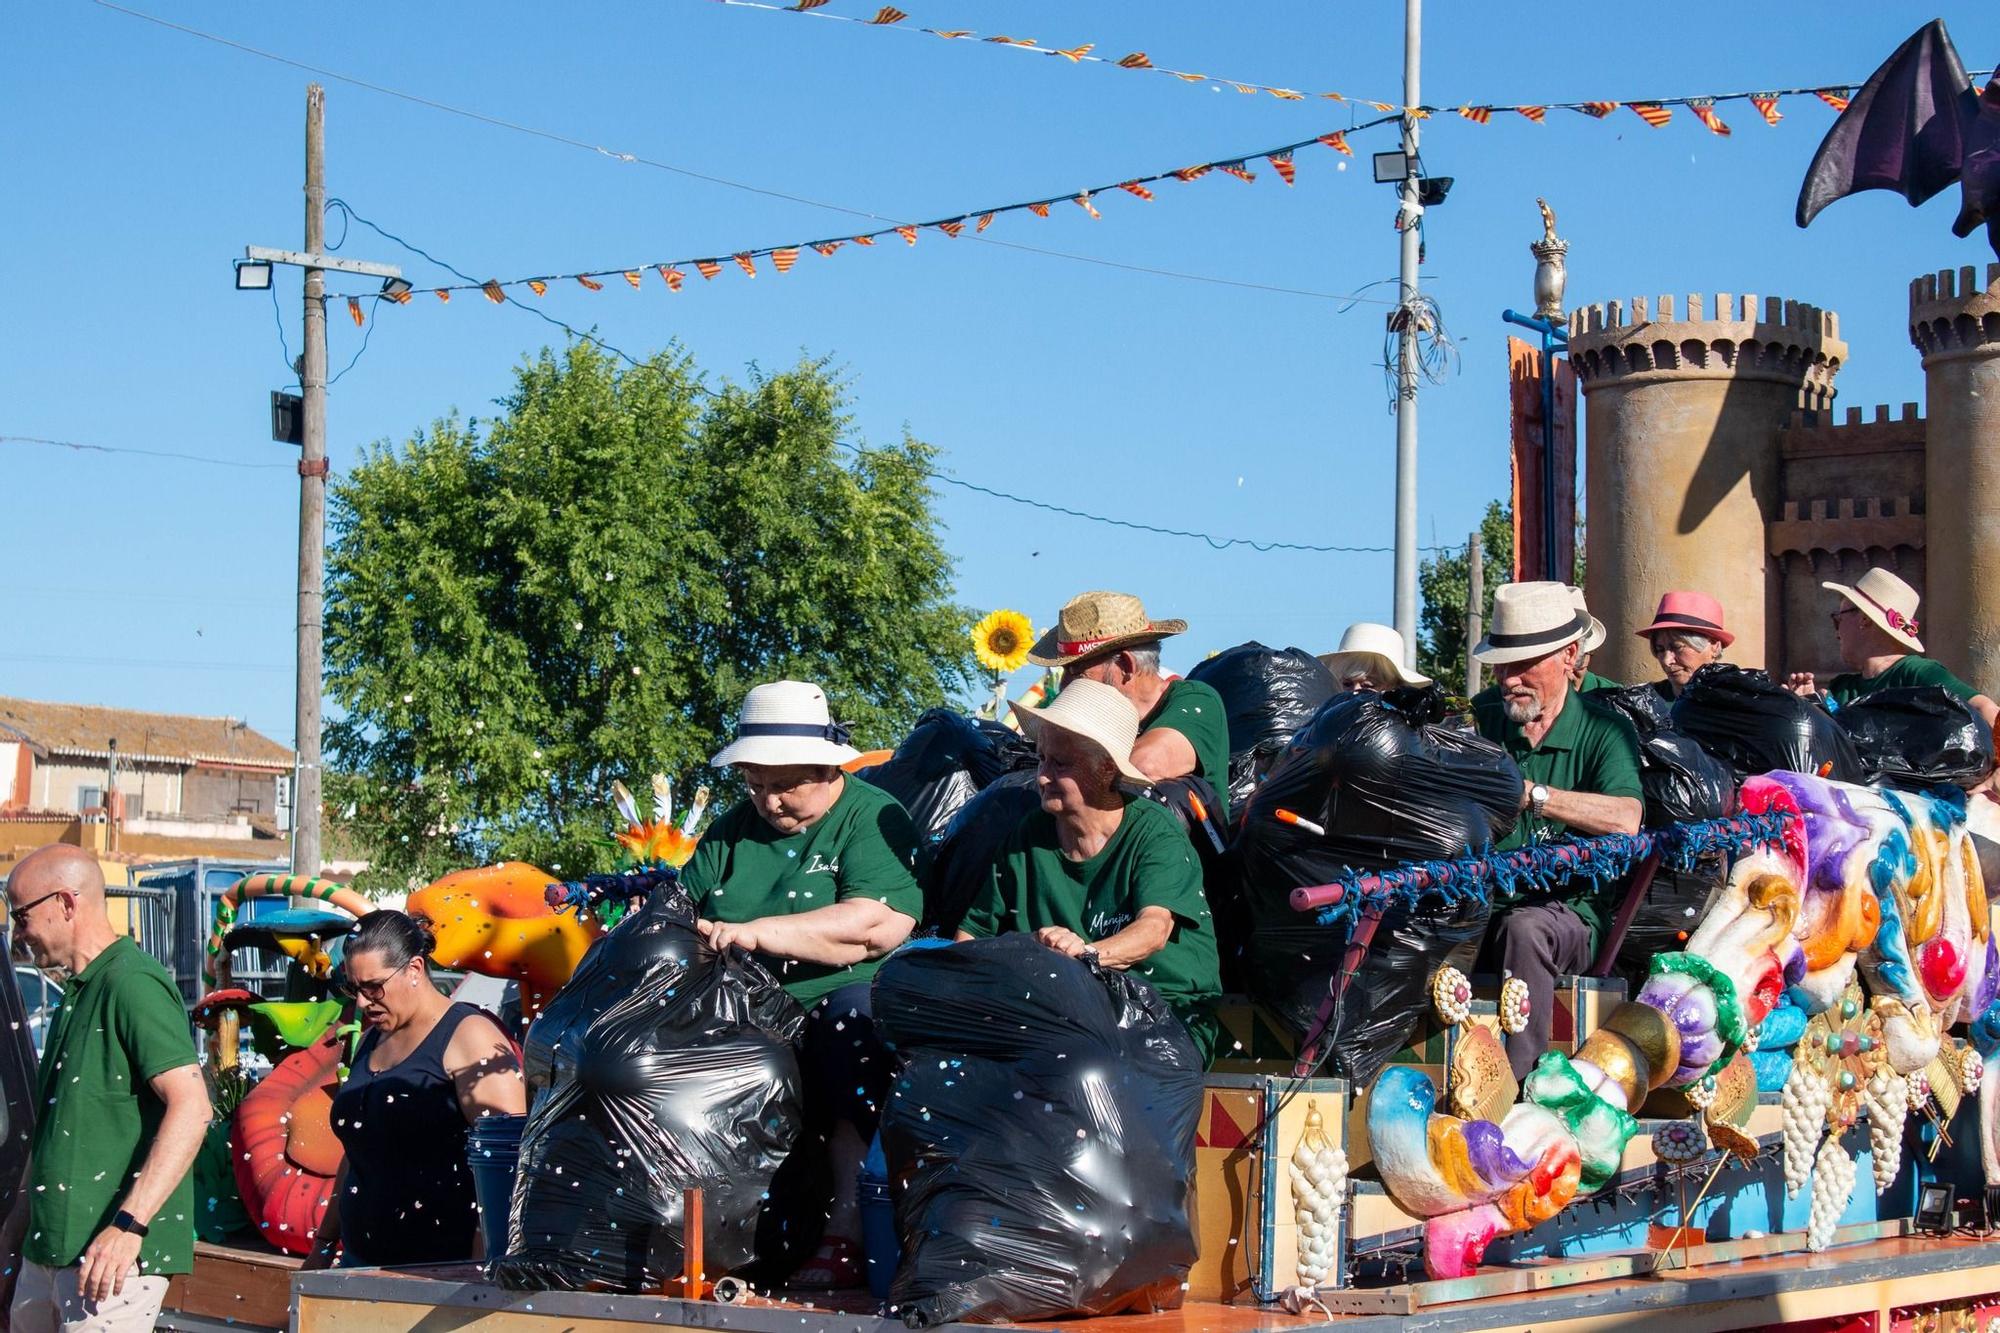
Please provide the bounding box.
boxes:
[231,1032,343,1257]
[408,862,601,1017]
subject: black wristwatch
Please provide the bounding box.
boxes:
[112,1210,148,1238]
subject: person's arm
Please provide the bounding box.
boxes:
[1534,784,1643,836]
[77,1064,210,1301]
[1032,905,1175,968]
[700,900,915,965]
[1972,693,2000,733]
[447,1013,527,1124]
[303,1160,347,1271]
[1130,727,1197,785]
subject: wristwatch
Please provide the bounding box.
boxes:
[1528,784,1551,818]
[112,1210,149,1238]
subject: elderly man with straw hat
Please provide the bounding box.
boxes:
[956,679,1222,1062]
[1786,567,1999,731]
[1026,590,1232,817]
[1470,582,1645,1080]
[680,680,922,1289]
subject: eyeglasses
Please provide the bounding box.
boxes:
[8,889,69,928]
[336,962,404,1001]
[1830,606,1859,627]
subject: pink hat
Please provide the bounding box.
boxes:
[1634,591,1735,648]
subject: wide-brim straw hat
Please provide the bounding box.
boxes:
[1823,567,1925,653]
[1634,590,1736,648]
[1026,590,1188,668]
[1473,581,1592,666]
[1569,587,1607,655]
[1008,678,1149,784]
[1317,621,1432,687]
[709,680,862,768]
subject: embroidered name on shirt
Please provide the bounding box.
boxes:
[804,853,841,876]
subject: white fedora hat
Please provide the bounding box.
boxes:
[1569,586,1608,655]
[1317,622,1432,688]
[1008,679,1149,784]
[1474,581,1592,666]
[709,681,861,768]
[1823,567,1925,653]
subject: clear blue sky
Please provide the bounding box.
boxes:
[5,2,1996,748]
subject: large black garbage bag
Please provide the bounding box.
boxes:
[1835,686,1996,787]
[1612,858,1722,988]
[1185,642,1339,812]
[856,709,1036,847]
[1140,774,1249,988]
[491,883,806,1292]
[1592,684,1735,825]
[921,769,1044,935]
[1235,686,1523,1082]
[877,936,1203,1326]
[1671,664,1864,783]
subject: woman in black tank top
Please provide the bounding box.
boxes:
[304,911,526,1269]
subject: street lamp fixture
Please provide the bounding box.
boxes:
[234,259,274,291]
[380,276,412,299]
[1372,151,1409,184]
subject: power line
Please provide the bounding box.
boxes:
[0,435,294,470]
[0,653,291,673]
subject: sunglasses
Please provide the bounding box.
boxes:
[8,889,69,929]
[334,960,408,1001]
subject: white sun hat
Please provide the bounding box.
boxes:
[1008,679,1149,784]
[709,681,861,768]
[1569,586,1608,655]
[1473,581,1592,666]
[1822,566,1925,654]
[1317,622,1432,688]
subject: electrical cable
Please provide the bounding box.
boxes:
[0,435,295,471]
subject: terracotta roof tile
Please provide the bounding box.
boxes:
[0,696,292,769]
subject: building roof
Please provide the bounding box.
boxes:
[0,696,293,770]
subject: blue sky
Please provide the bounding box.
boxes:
[5,2,1996,747]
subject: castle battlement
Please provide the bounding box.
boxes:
[1567,293,1840,341]
[1908,262,2000,308]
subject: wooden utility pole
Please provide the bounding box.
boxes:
[294,83,328,877]
[1464,532,1483,698]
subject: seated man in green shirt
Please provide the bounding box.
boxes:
[1785,567,2000,732]
[1026,590,1232,821]
[1567,586,1621,693]
[680,680,921,1290]
[1470,583,1645,1081]
[956,679,1222,1062]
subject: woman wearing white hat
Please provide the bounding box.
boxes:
[955,679,1222,1062]
[1318,622,1431,692]
[680,680,923,1288]
[1786,568,1999,731]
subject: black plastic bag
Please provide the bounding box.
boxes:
[1586,680,1674,733]
[1185,642,1339,812]
[1611,858,1722,987]
[1235,686,1523,1082]
[876,936,1203,1326]
[1671,664,1864,783]
[491,883,806,1292]
[1835,685,1996,788]
[921,770,1043,935]
[856,710,1036,848]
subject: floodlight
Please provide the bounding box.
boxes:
[1372,151,1409,184]
[234,259,273,291]
[1418,176,1455,207]
[381,276,412,299]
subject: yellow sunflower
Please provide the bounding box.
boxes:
[972,608,1034,675]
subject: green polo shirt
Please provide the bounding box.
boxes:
[1144,679,1232,819]
[680,777,923,1007]
[960,796,1221,1061]
[1576,669,1622,693]
[27,936,198,1276]
[1826,655,1984,709]
[1472,686,1645,948]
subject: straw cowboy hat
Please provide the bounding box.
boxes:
[709,681,862,768]
[1824,567,1925,653]
[1473,581,1592,666]
[1569,587,1607,655]
[1025,591,1188,668]
[1318,622,1432,688]
[1634,590,1736,648]
[1008,679,1149,784]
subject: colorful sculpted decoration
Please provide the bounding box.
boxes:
[231,1032,345,1256]
[409,861,601,1018]
[205,874,374,984]
[1370,772,2000,1278]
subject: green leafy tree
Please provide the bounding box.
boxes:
[1416,500,1513,693]
[325,342,973,890]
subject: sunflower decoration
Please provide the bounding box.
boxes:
[610,774,706,870]
[973,608,1034,675]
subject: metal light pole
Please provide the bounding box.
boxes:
[1391,0,1422,668]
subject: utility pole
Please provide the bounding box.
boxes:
[1464,532,1483,698]
[1390,0,1422,668]
[295,83,328,878]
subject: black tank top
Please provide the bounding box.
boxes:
[330,1001,483,1266]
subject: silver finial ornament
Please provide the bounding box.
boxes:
[1532,198,1569,322]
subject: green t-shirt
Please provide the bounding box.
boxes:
[1144,678,1232,819]
[1576,669,1622,693]
[1827,655,1984,709]
[960,796,1221,1059]
[1472,685,1645,948]
[28,936,199,1275]
[680,777,923,1007]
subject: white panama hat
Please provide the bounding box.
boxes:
[1569,586,1608,655]
[1317,622,1432,688]
[1823,566,1925,653]
[1008,678,1150,785]
[1473,581,1592,666]
[709,681,862,768]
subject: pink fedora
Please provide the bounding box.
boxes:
[1633,591,1735,648]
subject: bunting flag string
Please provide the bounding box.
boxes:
[329,114,1397,312]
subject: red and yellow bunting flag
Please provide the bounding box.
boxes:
[1027,201,1050,216]
[1268,152,1296,186]
[1690,100,1730,136]
[1217,161,1257,183]
[773,247,800,272]
[1053,43,1092,63]
[867,6,906,24]
[1075,192,1100,218]
[935,219,963,237]
[658,265,684,291]
[1817,88,1850,113]
[623,270,643,289]
[1630,102,1672,128]
[1458,105,1491,124]
[976,211,996,231]
[790,0,828,9]
[434,289,451,302]
[1516,105,1546,124]
[896,224,918,244]
[484,280,507,303]
[695,259,722,279]
[733,253,758,276]
[1751,94,1782,124]
[852,234,876,245]
[812,241,841,256]
[388,288,412,305]
[526,280,546,297]
[1118,180,1154,201]
[1318,132,1352,155]
[576,275,604,291]
[1117,52,1152,69]
[347,297,364,326]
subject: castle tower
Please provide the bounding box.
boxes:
[1567,294,1846,683]
[1909,264,2000,692]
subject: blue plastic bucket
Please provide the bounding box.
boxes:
[466,1113,526,1259]
[858,1134,899,1301]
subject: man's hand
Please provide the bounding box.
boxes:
[78,1225,142,1302]
[1032,926,1093,960]
[696,918,760,953]
[1786,672,1818,699]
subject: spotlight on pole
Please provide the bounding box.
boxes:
[234,259,274,291]
[380,275,412,299]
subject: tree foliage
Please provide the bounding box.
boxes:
[325,343,973,890]
[1416,500,1513,693]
